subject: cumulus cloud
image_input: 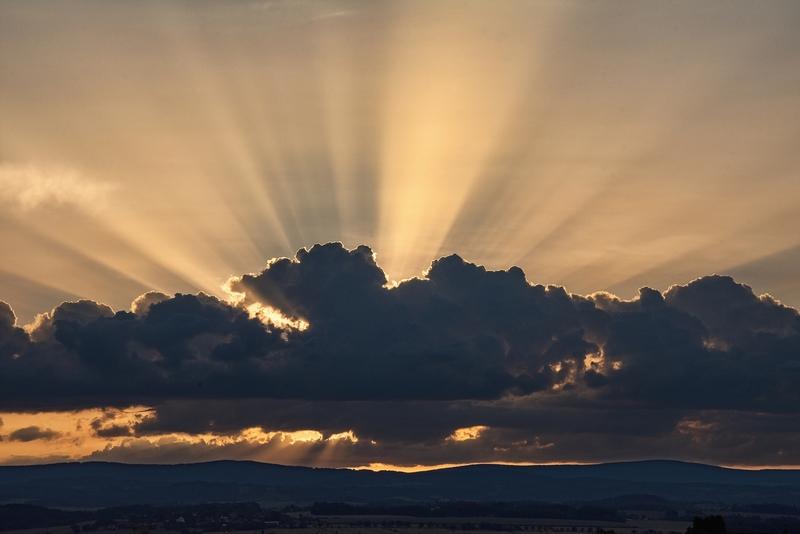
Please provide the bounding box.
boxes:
[0,164,113,212]
[130,291,170,316]
[0,301,28,362]
[0,301,16,328]
[225,243,599,400]
[26,300,114,342]
[1,243,799,466]
[665,275,800,345]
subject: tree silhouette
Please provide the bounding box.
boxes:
[686,515,727,534]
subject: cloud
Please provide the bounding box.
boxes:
[246,0,361,23]
[26,300,114,342]
[7,425,61,442]
[0,301,28,363]
[77,408,800,469]
[665,275,800,345]
[224,243,598,400]
[0,164,113,212]
[130,291,170,316]
[86,428,365,466]
[1,243,799,466]
[0,302,16,328]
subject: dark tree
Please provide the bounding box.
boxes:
[687,515,727,534]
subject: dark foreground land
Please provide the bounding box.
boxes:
[1,461,800,533]
[2,501,800,534]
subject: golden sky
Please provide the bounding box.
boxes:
[1,0,799,468]
[1,0,798,323]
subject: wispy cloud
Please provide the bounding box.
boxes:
[247,0,359,22]
[0,164,114,212]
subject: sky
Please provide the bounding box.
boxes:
[0,0,799,469]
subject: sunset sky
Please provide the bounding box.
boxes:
[1,0,799,469]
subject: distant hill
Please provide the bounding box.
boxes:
[1,459,799,508]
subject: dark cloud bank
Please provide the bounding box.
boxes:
[1,243,799,467]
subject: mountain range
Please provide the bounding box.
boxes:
[1,460,799,508]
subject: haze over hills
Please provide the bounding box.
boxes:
[2,460,799,509]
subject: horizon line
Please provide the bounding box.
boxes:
[3,458,799,472]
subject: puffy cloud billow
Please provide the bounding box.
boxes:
[1,242,798,466]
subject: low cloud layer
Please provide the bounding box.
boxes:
[7,425,61,442]
[1,243,798,467]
